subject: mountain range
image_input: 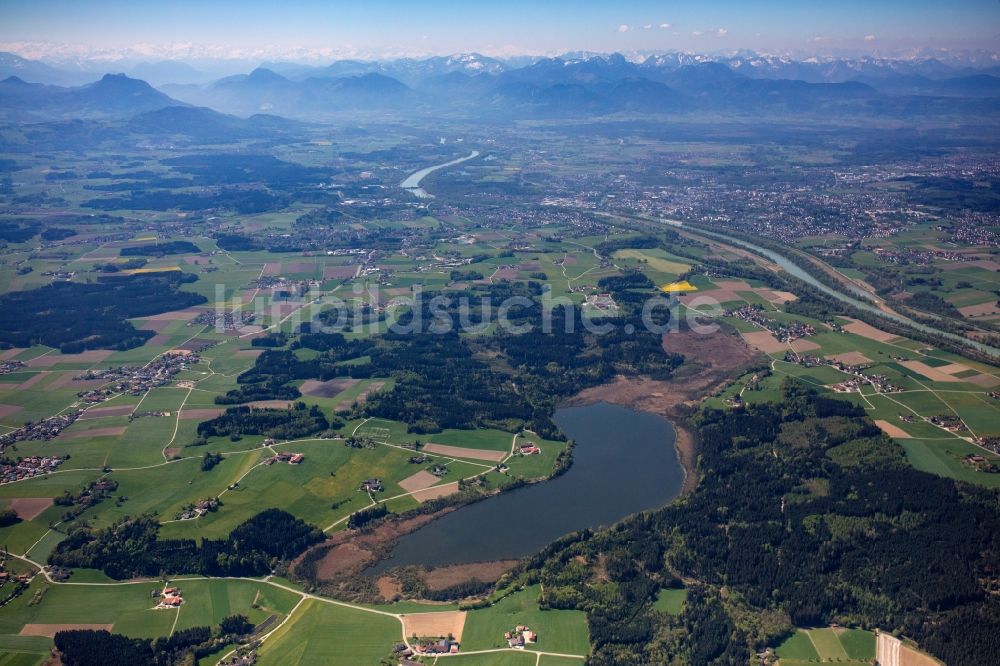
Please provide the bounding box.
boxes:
[1,51,998,122]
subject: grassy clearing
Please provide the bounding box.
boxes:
[460,585,589,655]
[837,628,876,660]
[172,579,300,632]
[652,588,687,616]
[0,578,298,642]
[775,630,819,661]
[775,627,875,665]
[806,627,849,659]
[901,438,1000,488]
[612,248,692,276]
[256,599,400,666]
[160,441,417,539]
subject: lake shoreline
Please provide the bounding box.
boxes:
[298,328,760,601]
[562,391,698,496]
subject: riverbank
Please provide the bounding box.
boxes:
[400,150,480,198]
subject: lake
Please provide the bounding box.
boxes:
[368,402,684,572]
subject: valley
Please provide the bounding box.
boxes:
[0,31,997,666]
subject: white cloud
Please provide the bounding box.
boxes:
[864,34,877,41]
[643,24,653,30]
[715,28,729,38]
[691,31,704,37]
[618,24,632,33]
[659,23,672,29]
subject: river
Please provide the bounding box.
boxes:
[368,402,684,572]
[400,150,480,199]
[665,219,1000,358]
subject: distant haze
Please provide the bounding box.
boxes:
[1,0,998,67]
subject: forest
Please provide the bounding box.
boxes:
[54,613,256,666]
[119,240,200,257]
[195,402,334,441]
[507,380,1000,666]
[0,272,206,352]
[210,279,682,437]
[49,509,324,579]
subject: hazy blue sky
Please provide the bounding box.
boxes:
[2,0,998,62]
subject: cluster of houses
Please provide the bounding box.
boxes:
[0,455,65,484]
[0,360,25,375]
[871,246,971,266]
[0,411,81,451]
[74,351,198,402]
[726,304,816,342]
[0,566,34,586]
[411,638,460,655]
[175,497,221,520]
[156,586,185,608]
[217,647,257,666]
[976,436,1000,455]
[830,373,901,395]
[930,414,967,433]
[585,293,619,312]
[192,310,256,332]
[790,353,870,374]
[263,452,304,466]
[962,453,999,474]
[505,625,538,649]
[216,643,257,666]
[359,478,384,493]
[519,442,541,456]
[131,410,171,419]
[41,270,75,281]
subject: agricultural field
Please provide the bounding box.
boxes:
[255,599,402,666]
[0,180,621,663]
[695,272,1000,488]
[460,586,590,656]
[0,96,996,666]
[775,627,875,665]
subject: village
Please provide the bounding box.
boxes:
[828,373,904,395]
[73,350,198,402]
[726,304,816,343]
[192,310,256,332]
[870,246,972,266]
[0,359,25,375]
[0,401,85,460]
[0,454,65,484]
